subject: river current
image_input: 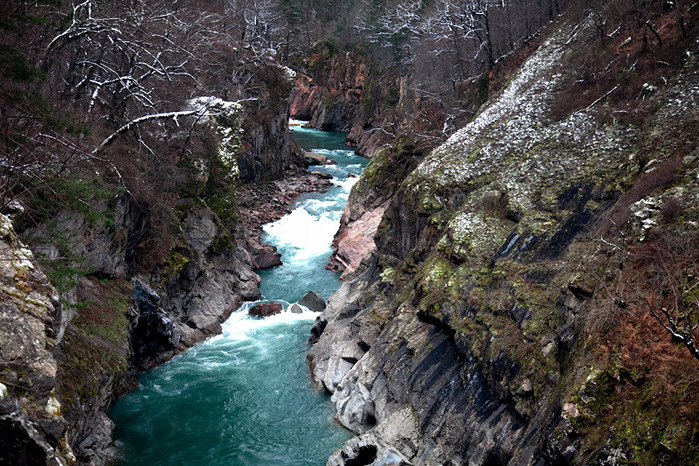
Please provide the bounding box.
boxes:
[109,125,367,465]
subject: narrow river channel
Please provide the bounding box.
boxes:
[109,125,367,465]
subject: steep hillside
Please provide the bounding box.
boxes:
[309,7,699,465]
[289,0,579,158]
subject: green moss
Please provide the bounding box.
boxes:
[27,175,117,228]
[468,149,480,163]
[212,229,233,254]
[165,250,189,275]
[322,91,337,110]
[380,267,395,282]
[571,362,699,464]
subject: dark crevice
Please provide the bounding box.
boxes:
[343,445,378,466]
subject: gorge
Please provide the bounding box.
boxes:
[1,0,699,465]
[108,127,365,464]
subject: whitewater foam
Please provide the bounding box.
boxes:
[262,207,337,260]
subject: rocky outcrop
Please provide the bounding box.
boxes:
[328,141,422,278]
[290,48,365,133]
[0,214,75,465]
[161,205,261,349]
[310,15,699,466]
[328,206,386,279]
[237,64,306,182]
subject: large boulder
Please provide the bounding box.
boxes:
[298,291,326,312]
[304,151,328,165]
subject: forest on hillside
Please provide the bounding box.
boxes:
[3,0,688,224]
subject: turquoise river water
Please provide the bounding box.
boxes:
[109,125,368,465]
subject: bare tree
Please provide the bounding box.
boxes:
[44,0,205,125]
[0,0,261,213]
[367,0,424,61]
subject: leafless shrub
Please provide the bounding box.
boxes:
[635,228,699,361]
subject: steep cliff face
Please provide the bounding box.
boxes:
[328,139,422,278]
[14,192,262,463]
[310,13,699,466]
[237,64,307,182]
[0,214,74,465]
[290,46,366,133]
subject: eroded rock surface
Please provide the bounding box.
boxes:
[249,302,283,317]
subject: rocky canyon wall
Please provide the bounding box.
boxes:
[0,60,317,464]
[310,12,699,466]
[290,47,366,134]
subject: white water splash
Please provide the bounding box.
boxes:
[263,206,338,261]
[333,176,360,192]
[217,305,319,343]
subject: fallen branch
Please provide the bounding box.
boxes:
[577,85,619,114]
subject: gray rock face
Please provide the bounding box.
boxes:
[0,399,67,466]
[131,278,180,370]
[165,206,261,348]
[308,278,373,393]
[327,408,420,466]
[298,290,327,312]
[24,196,148,281]
[308,17,699,465]
[75,412,117,465]
[182,207,218,255]
[311,283,527,465]
[0,215,58,404]
[237,64,305,183]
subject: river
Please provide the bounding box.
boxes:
[109,125,367,465]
